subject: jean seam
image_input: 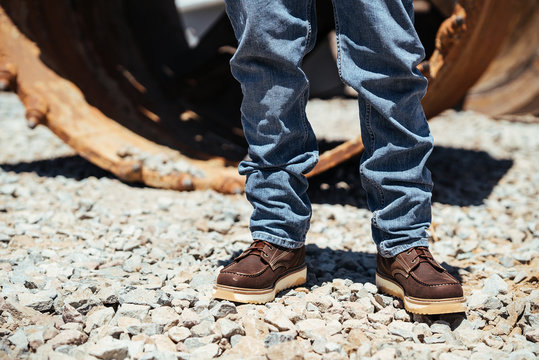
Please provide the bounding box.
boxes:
[300,0,314,153]
[330,0,345,86]
[362,103,385,207]
[300,0,314,241]
[362,101,388,241]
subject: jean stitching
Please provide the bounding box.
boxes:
[300,0,314,152]
[253,231,305,249]
[362,103,385,207]
[305,0,313,53]
[362,102,388,241]
[381,239,430,257]
[330,0,344,83]
[365,103,374,155]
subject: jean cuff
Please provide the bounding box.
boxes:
[251,231,305,249]
[377,238,430,258]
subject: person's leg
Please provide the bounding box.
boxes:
[214,0,317,303]
[332,0,432,257]
[331,0,465,313]
[226,0,318,249]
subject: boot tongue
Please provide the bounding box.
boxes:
[252,240,267,249]
[228,240,271,274]
[411,246,431,259]
[247,240,269,256]
[412,247,445,271]
[234,240,270,261]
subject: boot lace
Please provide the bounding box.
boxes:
[406,246,434,265]
[240,240,273,259]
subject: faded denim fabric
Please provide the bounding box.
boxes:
[225,0,433,257]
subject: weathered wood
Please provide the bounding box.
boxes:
[463,0,539,116]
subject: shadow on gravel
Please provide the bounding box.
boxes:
[308,144,513,207]
[0,155,113,180]
[303,244,465,286]
[1,144,513,210]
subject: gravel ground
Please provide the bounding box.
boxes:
[0,92,538,360]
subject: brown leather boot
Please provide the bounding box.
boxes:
[213,240,307,304]
[376,246,465,314]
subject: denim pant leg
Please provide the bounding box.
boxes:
[224,0,319,249]
[332,0,434,257]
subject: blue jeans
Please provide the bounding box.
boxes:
[225,0,433,257]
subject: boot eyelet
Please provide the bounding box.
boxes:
[411,259,416,263]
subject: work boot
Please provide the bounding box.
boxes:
[213,240,307,304]
[376,246,465,314]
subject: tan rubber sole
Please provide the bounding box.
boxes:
[376,273,466,315]
[213,266,307,304]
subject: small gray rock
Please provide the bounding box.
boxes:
[230,334,243,347]
[85,307,115,333]
[149,306,180,329]
[180,308,200,328]
[191,343,220,360]
[296,319,329,339]
[216,318,245,338]
[430,321,451,334]
[8,328,28,350]
[122,255,142,273]
[374,293,393,308]
[116,303,150,321]
[483,274,508,296]
[64,289,102,315]
[325,341,342,353]
[60,322,83,332]
[210,301,237,319]
[173,288,198,306]
[393,309,411,322]
[264,332,295,347]
[167,326,191,343]
[25,326,45,350]
[264,308,296,331]
[363,282,378,294]
[388,321,414,340]
[483,296,503,311]
[508,349,536,360]
[97,286,119,305]
[140,322,165,337]
[190,320,214,337]
[88,336,129,360]
[312,338,327,354]
[17,292,54,312]
[525,328,539,343]
[468,291,490,309]
[119,288,158,307]
[367,311,393,325]
[47,329,88,350]
[184,337,206,350]
[513,271,528,284]
[423,334,446,344]
[513,252,532,263]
